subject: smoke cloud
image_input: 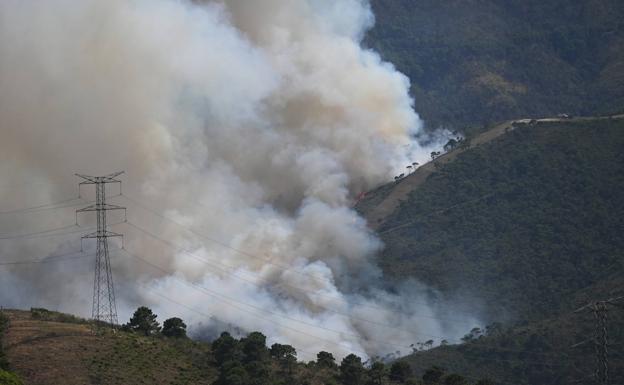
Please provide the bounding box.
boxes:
[0,0,479,359]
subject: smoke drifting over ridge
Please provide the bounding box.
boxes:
[0,0,479,358]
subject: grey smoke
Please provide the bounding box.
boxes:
[0,0,480,359]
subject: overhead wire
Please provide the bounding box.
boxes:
[117,194,482,319]
[126,223,573,357]
[0,220,126,241]
[121,247,374,357]
[123,219,481,338]
[143,288,321,362]
[0,224,79,240]
[0,229,576,368]
[120,246,570,365]
[0,250,94,266]
[0,189,580,362]
[0,196,82,215]
[116,196,576,358]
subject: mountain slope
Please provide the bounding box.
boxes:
[367,0,624,131]
[403,274,624,385]
[357,117,624,384]
[363,117,624,322]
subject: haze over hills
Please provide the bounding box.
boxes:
[3,117,623,385]
[1,0,624,384]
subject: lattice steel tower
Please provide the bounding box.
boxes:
[76,172,126,327]
[574,296,624,385]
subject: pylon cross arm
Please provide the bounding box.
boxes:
[81,231,123,239]
[76,171,124,184]
[77,203,126,212]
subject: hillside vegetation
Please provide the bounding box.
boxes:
[374,118,624,321]
[367,0,624,131]
[0,308,495,385]
[355,118,624,384]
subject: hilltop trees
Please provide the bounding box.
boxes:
[117,307,490,384]
[389,361,413,383]
[270,343,297,374]
[317,351,337,369]
[124,306,187,339]
[368,361,386,385]
[339,354,365,385]
[162,317,187,338]
[126,306,161,336]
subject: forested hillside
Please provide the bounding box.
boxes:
[374,118,624,322]
[357,118,624,384]
[367,0,624,132]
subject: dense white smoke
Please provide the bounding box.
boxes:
[0,0,479,359]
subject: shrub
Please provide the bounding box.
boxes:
[0,370,23,385]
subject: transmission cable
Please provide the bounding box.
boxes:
[121,246,569,365]
[0,196,81,215]
[118,194,482,319]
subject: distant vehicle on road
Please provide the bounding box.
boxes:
[557,113,572,119]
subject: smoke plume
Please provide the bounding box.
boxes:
[0,0,479,359]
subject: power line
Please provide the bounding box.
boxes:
[0,236,569,369]
[117,198,571,358]
[143,288,321,362]
[123,220,485,341]
[125,284,526,385]
[0,224,78,240]
[0,250,94,266]
[0,188,572,354]
[378,192,497,236]
[0,196,81,215]
[120,247,568,366]
[0,221,125,241]
[121,247,374,357]
[117,194,482,319]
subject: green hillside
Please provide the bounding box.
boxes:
[374,118,624,321]
[356,118,624,384]
[367,0,624,131]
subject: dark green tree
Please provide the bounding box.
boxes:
[161,317,187,338]
[270,343,297,374]
[216,359,248,385]
[444,138,458,152]
[368,361,386,385]
[443,374,468,385]
[126,306,160,336]
[212,332,241,366]
[340,354,365,385]
[317,351,337,369]
[423,366,445,385]
[245,360,271,385]
[241,332,269,363]
[390,361,413,383]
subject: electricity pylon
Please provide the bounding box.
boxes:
[76,172,126,328]
[574,296,624,385]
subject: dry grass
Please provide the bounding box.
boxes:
[3,310,216,385]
